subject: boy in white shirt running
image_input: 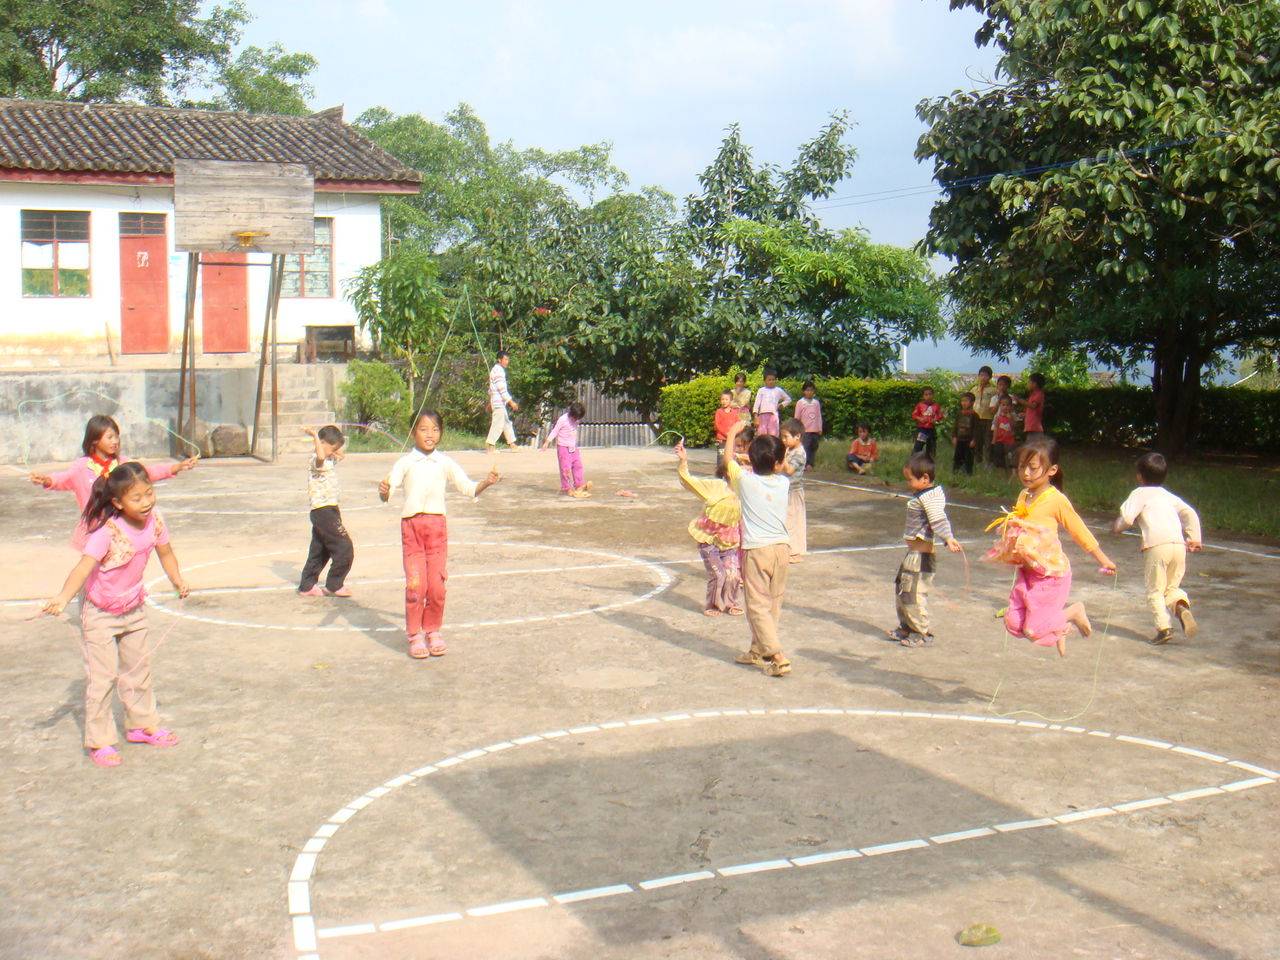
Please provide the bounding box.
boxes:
[1113,452,1202,644]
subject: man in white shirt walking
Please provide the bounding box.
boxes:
[486,350,520,454]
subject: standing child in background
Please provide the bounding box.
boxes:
[972,366,997,469]
[40,462,190,767]
[714,391,740,448]
[795,381,823,470]
[381,410,501,659]
[1020,372,1047,441]
[752,370,792,437]
[911,386,944,459]
[674,440,743,617]
[988,438,1116,657]
[298,425,354,598]
[723,419,793,677]
[780,419,808,562]
[951,392,980,475]
[1113,452,1202,644]
[846,423,879,474]
[30,414,197,548]
[990,395,1018,469]
[891,453,963,647]
[541,401,591,498]
[730,373,752,422]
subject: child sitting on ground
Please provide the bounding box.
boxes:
[1113,452,1202,644]
[780,419,808,562]
[846,423,879,474]
[723,419,793,677]
[541,401,591,498]
[674,440,743,617]
[891,453,962,647]
[298,425,354,598]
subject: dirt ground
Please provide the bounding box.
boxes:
[1,446,1277,960]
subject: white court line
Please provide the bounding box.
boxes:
[808,476,1280,561]
[289,708,1279,955]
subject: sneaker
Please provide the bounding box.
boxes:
[1152,628,1175,645]
[734,650,765,666]
[1175,601,1198,637]
[298,584,326,597]
[888,627,911,642]
[328,586,352,598]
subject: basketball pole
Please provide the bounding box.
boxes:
[250,253,285,462]
[177,251,199,456]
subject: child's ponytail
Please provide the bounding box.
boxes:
[82,461,150,532]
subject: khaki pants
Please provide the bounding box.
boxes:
[79,601,160,748]
[786,485,807,556]
[1144,543,1189,630]
[895,548,936,636]
[743,543,790,659]
[486,405,515,446]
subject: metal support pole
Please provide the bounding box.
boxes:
[270,253,283,463]
[250,254,282,459]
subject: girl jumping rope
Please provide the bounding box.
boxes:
[987,438,1116,657]
[41,462,191,767]
[674,440,743,616]
[30,414,197,548]
[379,410,500,659]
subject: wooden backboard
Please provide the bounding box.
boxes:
[174,159,315,253]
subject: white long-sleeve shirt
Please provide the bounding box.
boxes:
[386,448,478,517]
[1117,486,1201,549]
[488,362,512,408]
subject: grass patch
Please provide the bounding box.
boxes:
[343,425,488,453]
[810,437,1280,540]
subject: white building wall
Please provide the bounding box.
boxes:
[0,181,382,360]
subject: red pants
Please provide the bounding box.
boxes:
[401,513,448,637]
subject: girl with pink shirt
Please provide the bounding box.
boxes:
[540,401,591,498]
[41,462,191,768]
[29,415,197,549]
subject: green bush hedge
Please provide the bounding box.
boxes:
[659,375,1280,451]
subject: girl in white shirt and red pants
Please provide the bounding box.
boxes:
[380,411,500,659]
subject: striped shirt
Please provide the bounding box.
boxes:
[488,362,512,408]
[903,485,954,544]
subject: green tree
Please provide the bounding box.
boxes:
[0,0,247,103]
[918,0,1280,454]
[192,43,316,115]
[345,244,448,387]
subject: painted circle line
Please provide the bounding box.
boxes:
[286,708,1279,957]
[146,541,673,633]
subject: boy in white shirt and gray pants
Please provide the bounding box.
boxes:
[1114,452,1202,644]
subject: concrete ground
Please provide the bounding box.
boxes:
[1,446,1277,960]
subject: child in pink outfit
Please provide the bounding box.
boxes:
[41,461,190,768]
[30,414,196,548]
[541,401,591,498]
[752,370,792,437]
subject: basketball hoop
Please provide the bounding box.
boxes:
[233,230,270,248]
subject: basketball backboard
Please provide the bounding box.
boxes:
[174,159,315,253]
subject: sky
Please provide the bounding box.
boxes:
[234,0,1017,373]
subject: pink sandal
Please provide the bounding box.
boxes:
[408,635,429,659]
[89,746,122,767]
[426,632,447,656]
[126,728,179,746]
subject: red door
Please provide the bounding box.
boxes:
[118,213,170,354]
[201,252,249,353]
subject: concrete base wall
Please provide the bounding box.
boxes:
[1,365,346,464]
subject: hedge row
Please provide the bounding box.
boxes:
[658,374,1280,451]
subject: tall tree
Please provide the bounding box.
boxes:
[191,43,317,115]
[918,0,1280,453]
[0,0,247,103]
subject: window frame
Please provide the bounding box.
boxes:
[281,217,334,299]
[21,209,92,298]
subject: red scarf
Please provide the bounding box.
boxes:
[88,451,118,476]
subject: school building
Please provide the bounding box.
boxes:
[0,98,421,461]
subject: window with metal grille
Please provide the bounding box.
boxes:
[119,212,167,237]
[21,210,90,297]
[281,218,333,298]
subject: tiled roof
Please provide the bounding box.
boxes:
[0,98,422,185]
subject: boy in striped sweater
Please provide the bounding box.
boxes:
[891,452,962,647]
